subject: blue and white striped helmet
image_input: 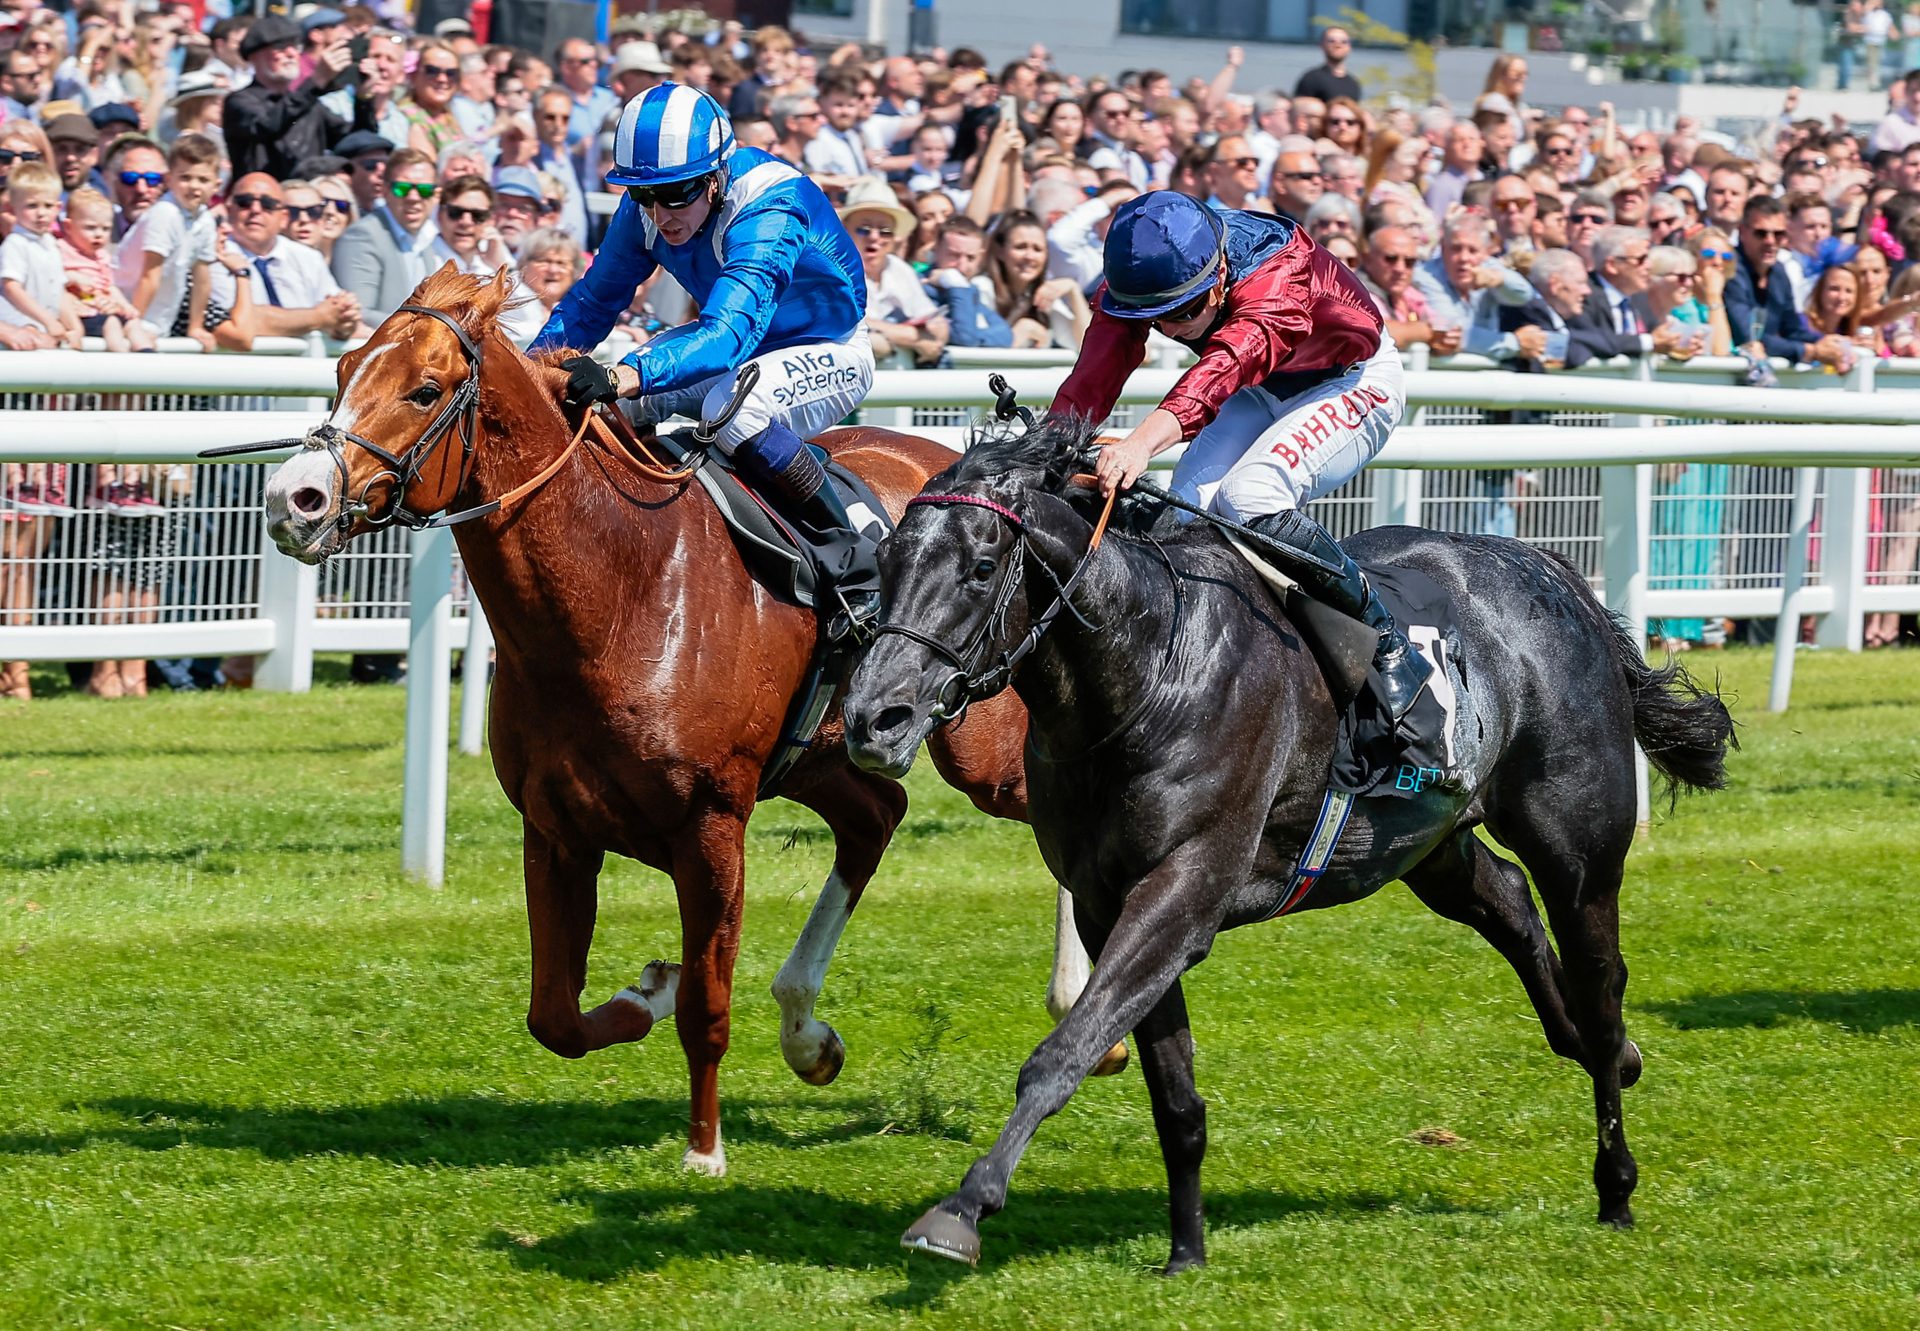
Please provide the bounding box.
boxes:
[608,82,734,188]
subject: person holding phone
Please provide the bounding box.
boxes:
[534,83,886,640]
[221,13,376,180]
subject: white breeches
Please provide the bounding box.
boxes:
[1167,332,1406,521]
[622,326,876,454]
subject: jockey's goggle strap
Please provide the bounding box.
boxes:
[625,174,713,211]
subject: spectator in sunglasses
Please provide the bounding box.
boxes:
[103,136,166,236]
[278,178,329,251]
[401,40,465,157]
[224,13,374,181]
[329,146,441,322]
[488,167,545,261]
[1204,136,1272,213]
[429,174,511,276]
[1293,26,1361,104]
[1269,149,1324,217]
[1563,189,1612,265]
[311,176,356,256]
[321,28,411,153]
[532,86,588,244]
[335,130,392,215]
[1727,194,1850,367]
[0,50,47,122]
[216,171,365,341]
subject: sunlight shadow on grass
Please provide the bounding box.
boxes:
[486,1181,1490,1292]
[1644,988,1920,1034]
[0,838,387,873]
[0,1094,910,1166]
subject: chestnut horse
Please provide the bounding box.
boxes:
[259,266,1081,1174]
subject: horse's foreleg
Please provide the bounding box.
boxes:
[904,850,1235,1266]
[669,813,749,1176]
[1045,887,1129,1076]
[523,822,671,1056]
[773,766,905,1084]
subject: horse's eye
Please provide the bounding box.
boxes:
[971,557,997,581]
[408,383,442,407]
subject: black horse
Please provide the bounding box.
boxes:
[841,418,1735,1273]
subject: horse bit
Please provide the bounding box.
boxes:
[203,311,762,540]
[871,376,1103,727]
[203,305,488,542]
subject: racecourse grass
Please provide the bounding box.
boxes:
[2,648,1917,1330]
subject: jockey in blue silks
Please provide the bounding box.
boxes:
[532,82,879,636]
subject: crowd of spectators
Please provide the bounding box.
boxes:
[0,13,1917,696]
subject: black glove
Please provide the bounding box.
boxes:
[560,355,619,410]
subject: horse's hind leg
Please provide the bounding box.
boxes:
[668,812,750,1176]
[1401,828,1586,1065]
[1496,804,1640,1228]
[772,764,906,1084]
[1133,975,1208,1274]
[1045,887,1130,1077]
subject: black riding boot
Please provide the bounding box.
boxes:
[1247,507,1432,720]
[737,423,882,643]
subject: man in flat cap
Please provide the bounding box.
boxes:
[222,13,374,179]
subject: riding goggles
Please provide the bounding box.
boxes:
[625,174,710,210]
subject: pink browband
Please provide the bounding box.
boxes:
[905,493,1024,526]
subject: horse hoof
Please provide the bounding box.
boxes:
[1162,1254,1206,1276]
[1599,1205,1634,1230]
[901,1207,980,1266]
[1091,1040,1130,1077]
[1619,1039,1643,1089]
[798,1027,846,1086]
[682,1143,727,1177]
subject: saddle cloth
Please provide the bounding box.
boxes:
[650,429,893,798]
[1226,536,1467,800]
[653,429,892,611]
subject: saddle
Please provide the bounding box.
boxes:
[651,429,892,612]
[1226,535,1466,800]
[649,428,893,797]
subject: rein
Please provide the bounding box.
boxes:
[875,484,1114,725]
[205,305,717,539]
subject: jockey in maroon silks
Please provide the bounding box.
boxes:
[1053,190,1430,719]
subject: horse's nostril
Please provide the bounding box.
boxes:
[873,705,915,738]
[290,486,329,519]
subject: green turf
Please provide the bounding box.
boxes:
[2,648,1916,1330]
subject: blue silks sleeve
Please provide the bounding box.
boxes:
[527,201,658,356]
[626,191,808,395]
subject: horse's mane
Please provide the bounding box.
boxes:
[945,413,1103,491]
[407,264,535,350]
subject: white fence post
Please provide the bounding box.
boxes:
[1815,358,1872,651]
[1373,341,1426,528]
[1605,359,1654,830]
[458,596,492,756]
[253,529,316,692]
[1816,468,1870,651]
[401,525,454,885]
[1768,466,1822,713]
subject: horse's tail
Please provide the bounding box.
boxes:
[1603,604,1739,801]
[1538,549,1738,801]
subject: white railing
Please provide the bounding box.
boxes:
[3,350,1918,880]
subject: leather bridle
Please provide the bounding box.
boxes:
[873,491,1098,726]
[204,304,490,543]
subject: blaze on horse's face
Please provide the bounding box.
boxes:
[844,482,1035,779]
[264,265,515,564]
